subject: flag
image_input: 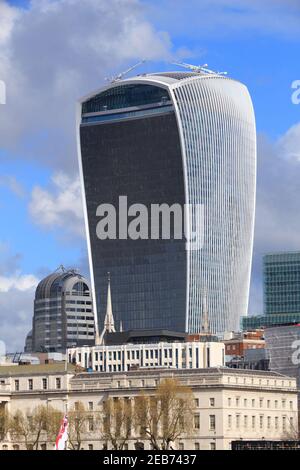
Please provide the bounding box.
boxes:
[55,414,68,450]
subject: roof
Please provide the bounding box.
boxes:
[73,366,293,380]
[0,363,76,377]
[35,268,89,300]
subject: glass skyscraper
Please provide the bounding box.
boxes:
[243,251,300,330]
[77,71,256,335]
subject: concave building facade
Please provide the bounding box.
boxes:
[77,71,256,335]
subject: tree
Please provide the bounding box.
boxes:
[100,397,132,450]
[9,405,48,450]
[134,378,194,450]
[46,406,63,447]
[68,401,92,450]
[0,406,9,442]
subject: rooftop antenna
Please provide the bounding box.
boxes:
[106,59,146,83]
[171,61,227,76]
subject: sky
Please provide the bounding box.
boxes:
[0,0,300,351]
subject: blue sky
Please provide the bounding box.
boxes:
[1,0,300,349]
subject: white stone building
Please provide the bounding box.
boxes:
[68,339,225,373]
[0,364,297,450]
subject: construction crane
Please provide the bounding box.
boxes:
[106,59,146,83]
[171,61,227,76]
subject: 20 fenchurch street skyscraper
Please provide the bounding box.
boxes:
[77,71,256,335]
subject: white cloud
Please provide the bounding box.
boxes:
[0,286,35,352]
[0,246,38,351]
[277,122,300,162]
[0,0,173,172]
[29,172,84,236]
[0,273,38,292]
[249,123,300,314]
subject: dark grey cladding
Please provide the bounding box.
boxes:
[80,110,186,332]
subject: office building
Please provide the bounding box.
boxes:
[77,70,256,335]
[25,267,95,353]
[0,365,297,450]
[243,252,300,330]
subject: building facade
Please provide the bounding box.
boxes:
[0,365,297,450]
[26,267,95,353]
[242,252,300,330]
[77,71,256,336]
[68,339,225,373]
[224,330,265,357]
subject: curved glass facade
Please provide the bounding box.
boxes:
[172,76,256,333]
[78,73,256,335]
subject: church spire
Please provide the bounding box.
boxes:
[99,273,116,344]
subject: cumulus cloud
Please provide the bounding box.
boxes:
[0,0,173,172]
[0,273,38,292]
[29,172,84,237]
[248,124,300,314]
[0,286,36,352]
[0,246,38,351]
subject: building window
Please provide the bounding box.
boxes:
[12,445,19,450]
[267,400,270,409]
[236,415,240,428]
[42,378,47,390]
[88,444,93,450]
[209,415,216,431]
[290,401,293,410]
[210,442,216,451]
[88,402,93,411]
[252,399,255,408]
[267,416,271,428]
[275,400,278,409]
[194,414,200,430]
[28,379,33,391]
[228,415,232,428]
[244,399,247,407]
[228,398,231,407]
[259,398,263,408]
[259,415,263,429]
[194,398,199,408]
[282,416,286,431]
[40,443,47,450]
[275,417,279,429]
[244,415,248,428]
[209,398,215,407]
[194,443,200,450]
[178,443,184,450]
[14,380,19,391]
[252,416,255,428]
[88,418,94,432]
[235,397,240,407]
[282,400,286,409]
[56,378,61,389]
